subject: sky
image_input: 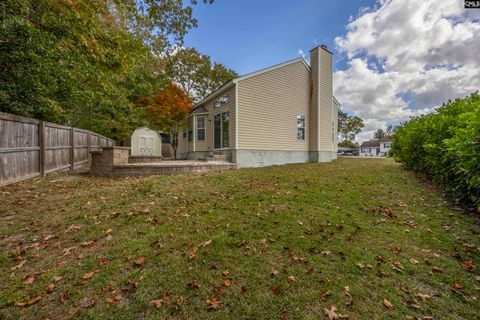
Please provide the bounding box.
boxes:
[184,0,480,141]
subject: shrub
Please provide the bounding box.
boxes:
[392,92,480,211]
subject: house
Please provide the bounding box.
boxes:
[177,45,339,167]
[359,136,392,157]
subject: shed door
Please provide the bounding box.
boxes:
[138,135,154,155]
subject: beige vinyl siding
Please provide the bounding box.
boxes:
[237,60,310,150]
[197,86,236,151]
[318,50,333,151]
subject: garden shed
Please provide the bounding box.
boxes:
[131,127,162,156]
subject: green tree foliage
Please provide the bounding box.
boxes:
[338,140,359,148]
[0,0,200,143]
[392,92,480,211]
[374,128,385,140]
[164,47,238,103]
[338,109,364,142]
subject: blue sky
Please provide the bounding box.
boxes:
[184,1,480,141]
[184,0,376,75]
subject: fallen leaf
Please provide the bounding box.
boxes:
[23,274,36,285]
[46,284,55,293]
[162,292,170,301]
[409,258,419,265]
[188,282,201,289]
[463,261,476,271]
[134,257,145,266]
[391,246,401,254]
[11,260,27,271]
[223,279,231,287]
[240,285,247,293]
[271,268,279,277]
[15,296,42,308]
[392,260,404,272]
[321,290,332,302]
[280,310,287,320]
[106,294,123,304]
[287,275,296,283]
[206,297,221,311]
[430,267,443,275]
[383,298,394,309]
[198,239,212,247]
[451,283,463,291]
[52,276,62,283]
[324,306,346,320]
[222,270,230,276]
[150,299,164,308]
[81,241,95,247]
[65,225,82,233]
[82,271,96,280]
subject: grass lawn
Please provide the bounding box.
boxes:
[0,158,479,319]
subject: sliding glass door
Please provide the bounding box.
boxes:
[214,111,229,149]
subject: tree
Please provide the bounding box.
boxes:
[164,47,237,103]
[374,129,386,140]
[338,140,359,148]
[338,109,364,142]
[386,124,397,135]
[143,81,192,159]
[0,0,204,143]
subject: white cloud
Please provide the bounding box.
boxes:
[333,0,480,141]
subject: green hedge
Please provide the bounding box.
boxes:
[392,92,480,211]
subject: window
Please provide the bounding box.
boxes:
[197,117,205,141]
[214,111,229,149]
[296,115,305,140]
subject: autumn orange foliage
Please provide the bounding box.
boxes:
[143,81,192,159]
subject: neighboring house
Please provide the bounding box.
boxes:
[177,45,339,167]
[359,136,392,157]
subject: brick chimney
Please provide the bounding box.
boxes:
[309,45,334,161]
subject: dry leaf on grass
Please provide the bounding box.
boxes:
[324,306,347,319]
[271,269,279,276]
[463,261,476,271]
[82,270,98,280]
[23,274,36,285]
[106,294,123,304]
[46,284,55,293]
[287,275,296,283]
[321,290,331,302]
[65,224,82,233]
[409,258,419,265]
[383,298,394,309]
[223,279,231,287]
[11,260,27,271]
[15,296,42,308]
[206,297,221,311]
[52,276,62,283]
[134,257,145,266]
[198,239,212,247]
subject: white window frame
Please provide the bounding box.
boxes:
[296,115,305,141]
[196,117,206,141]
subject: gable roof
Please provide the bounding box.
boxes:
[232,57,311,83]
[380,136,392,142]
[191,56,340,113]
[360,139,380,148]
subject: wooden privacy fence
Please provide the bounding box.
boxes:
[0,112,115,187]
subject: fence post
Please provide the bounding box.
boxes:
[87,131,91,165]
[39,121,46,177]
[70,127,75,171]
